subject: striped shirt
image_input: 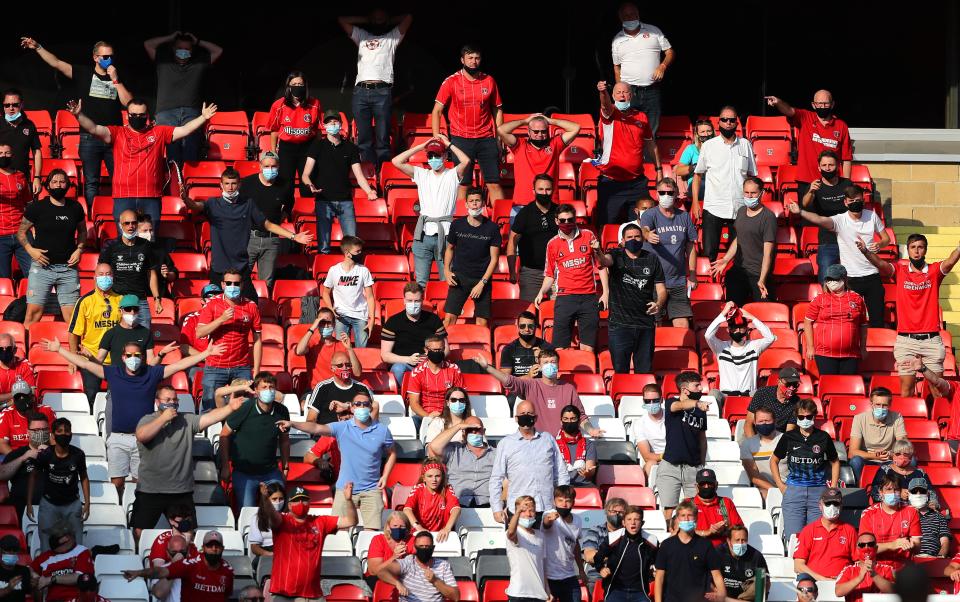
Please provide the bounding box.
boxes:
[917,507,950,556]
[434,71,502,139]
[30,545,94,602]
[106,125,175,198]
[269,514,339,598]
[69,289,122,362]
[806,290,867,358]
[397,556,455,602]
[704,313,776,395]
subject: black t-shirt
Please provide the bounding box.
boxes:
[716,543,767,598]
[203,196,267,272]
[0,116,41,176]
[241,173,293,232]
[654,534,722,602]
[747,386,800,433]
[809,177,852,246]
[0,563,32,602]
[499,337,554,377]
[306,137,361,201]
[1,445,40,505]
[380,311,446,357]
[773,427,839,487]
[98,238,155,298]
[448,217,502,278]
[607,248,664,328]
[511,201,558,270]
[23,199,85,264]
[36,445,87,505]
[662,397,706,466]
[145,242,177,298]
[155,50,211,112]
[309,380,373,424]
[71,65,123,126]
[98,325,154,367]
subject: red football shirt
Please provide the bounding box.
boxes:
[197,296,262,369]
[366,533,415,576]
[895,261,945,333]
[308,437,342,475]
[270,514,340,599]
[106,125,175,198]
[789,109,853,183]
[952,551,960,594]
[404,482,460,531]
[598,107,651,181]
[805,290,867,358]
[306,338,348,386]
[434,71,502,139]
[0,359,36,393]
[510,136,567,202]
[31,545,94,602]
[544,229,600,296]
[148,530,199,563]
[268,97,322,144]
[835,561,895,602]
[793,519,858,578]
[407,361,463,414]
[0,171,30,236]
[693,495,743,546]
[179,310,210,353]
[0,404,56,449]
[165,555,234,602]
[858,503,921,565]
[945,381,960,440]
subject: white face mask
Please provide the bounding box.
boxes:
[909,493,928,509]
[825,280,844,293]
[122,313,137,326]
[467,207,484,218]
[658,194,675,209]
[138,231,153,242]
[271,500,285,512]
[822,504,840,520]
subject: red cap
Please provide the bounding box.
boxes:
[425,139,446,155]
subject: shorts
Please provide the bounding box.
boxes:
[106,432,140,479]
[27,264,80,307]
[661,286,693,320]
[332,487,384,530]
[130,490,195,530]
[552,294,599,348]
[444,273,492,318]
[519,266,545,303]
[450,135,500,186]
[656,460,702,508]
[894,334,946,375]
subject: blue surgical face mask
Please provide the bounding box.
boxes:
[883,492,899,506]
[4,112,21,123]
[258,389,276,404]
[796,418,815,430]
[622,19,640,30]
[321,326,335,338]
[449,401,466,416]
[518,517,536,529]
[614,100,631,112]
[97,57,112,69]
[124,356,142,372]
[427,157,444,171]
[262,167,278,181]
[466,433,484,447]
[405,301,422,316]
[354,408,371,423]
[644,402,661,415]
[541,362,559,379]
[174,49,192,61]
[224,285,241,300]
[122,230,138,240]
[732,543,748,557]
[873,407,888,420]
[678,520,696,533]
[96,275,113,291]
[0,553,17,566]
[325,123,341,135]
[743,196,761,209]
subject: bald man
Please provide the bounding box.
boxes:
[595,80,661,227]
[429,415,496,508]
[98,208,161,328]
[150,533,195,602]
[306,351,376,424]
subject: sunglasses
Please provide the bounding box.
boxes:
[463,428,483,434]
[224,281,242,286]
[893,452,912,457]
[120,220,138,226]
[2,103,20,109]
[557,217,576,224]
[122,307,139,313]
[823,501,840,507]
[123,353,142,358]
[529,129,549,135]
[796,414,814,420]
[518,324,536,331]
[856,541,877,548]
[353,401,372,408]
[656,190,673,195]
[718,117,737,123]
[798,587,817,594]
[331,362,350,368]
[448,396,467,402]
[782,381,800,388]
[0,346,13,353]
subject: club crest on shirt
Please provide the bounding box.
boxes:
[812,445,821,454]
[147,135,156,144]
[901,520,909,529]
[481,87,489,95]
[364,40,382,50]
[642,267,651,275]
[642,33,650,38]
[745,569,754,578]
[22,129,29,136]
[579,246,587,253]
[304,114,312,123]
[834,131,840,138]
[839,535,847,545]
[284,116,291,123]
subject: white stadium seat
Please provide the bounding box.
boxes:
[381,416,417,440]
[374,395,406,416]
[193,529,244,556]
[470,395,511,418]
[616,396,647,422]
[84,527,136,555]
[464,530,505,560]
[43,393,91,415]
[479,417,518,439]
[580,395,615,417]
[705,439,741,463]
[196,506,236,530]
[95,554,143,577]
[100,575,149,602]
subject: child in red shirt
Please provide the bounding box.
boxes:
[402,458,461,542]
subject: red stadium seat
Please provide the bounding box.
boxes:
[569,374,605,396]
[361,371,397,394]
[311,255,342,280]
[447,325,491,353]
[605,486,656,509]
[890,396,927,419]
[722,396,751,422]
[826,396,870,422]
[27,322,68,349]
[169,252,208,279]
[596,465,646,496]
[866,328,897,352]
[35,371,83,397]
[482,580,509,602]
[904,419,940,442]
[386,463,422,488]
[775,227,798,256]
[326,585,367,602]
[158,222,198,250]
[817,375,866,400]
[206,112,251,161]
[652,349,698,377]
[752,139,792,167]
[364,255,410,281]
[573,487,603,509]
[183,161,228,185]
[757,349,802,379]
[655,327,696,350]
[609,374,657,400]
[558,349,597,374]
[924,466,960,487]
[772,258,815,282]
[742,303,790,329]
[25,110,54,158]
[914,441,952,466]
[457,581,480,602]
[460,374,502,396]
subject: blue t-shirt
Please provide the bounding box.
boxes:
[329,419,394,492]
[678,144,700,188]
[662,397,706,466]
[639,208,698,287]
[104,364,166,434]
[204,196,267,272]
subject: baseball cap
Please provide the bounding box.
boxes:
[77,574,98,592]
[824,264,847,280]
[778,366,801,383]
[10,380,31,398]
[201,284,223,298]
[119,294,140,309]
[696,468,717,485]
[908,478,929,492]
[322,109,340,123]
[289,486,310,502]
[202,530,224,546]
[424,139,446,156]
[819,487,843,504]
[0,535,20,552]
[727,310,749,330]
[795,572,818,587]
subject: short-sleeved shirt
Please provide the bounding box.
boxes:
[0,359,35,394]
[639,208,697,287]
[329,419,394,492]
[447,216,501,278]
[197,296,262,368]
[267,97,321,144]
[155,51,211,111]
[98,324,154,367]
[404,482,460,531]
[106,125,175,198]
[397,556,456,602]
[23,199,85,264]
[654,535,722,602]
[0,171,30,236]
[1,442,40,506]
[794,519,858,578]
[499,337,554,376]
[0,116,41,176]
[835,561,895,602]
[808,177,852,245]
[69,290,122,360]
[732,206,777,275]
[830,210,885,278]
[511,201,558,270]
[773,427,838,487]
[442,441,495,507]
[509,136,567,203]
[408,362,463,415]
[662,397,706,466]
[351,26,403,84]
[323,262,374,320]
[71,65,122,125]
[678,143,701,190]
[694,496,744,545]
[306,137,361,202]
[611,24,672,87]
[869,466,934,504]
[0,562,32,602]
[739,434,786,486]
[98,238,155,299]
[225,398,290,474]
[607,248,664,328]
[694,136,758,218]
[917,507,950,556]
[241,173,293,231]
[165,555,234,602]
[543,514,582,580]
[544,229,599,296]
[504,375,583,438]
[805,290,867,358]
[411,167,459,236]
[31,545,93,602]
[309,378,373,424]
[790,109,853,183]
[149,530,199,564]
[307,437,341,478]
[747,386,799,432]
[0,405,56,450]
[270,514,339,598]
[859,503,921,564]
[895,261,946,333]
[179,310,209,353]
[716,544,767,599]
[380,311,446,357]
[103,365,165,434]
[597,107,650,181]
[203,196,268,272]
[849,411,906,454]
[305,338,348,385]
[434,71,502,139]
[135,412,201,494]
[505,527,548,600]
[631,413,665,454]
[36,445,87,505]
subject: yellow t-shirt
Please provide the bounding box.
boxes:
[68,289,121,364]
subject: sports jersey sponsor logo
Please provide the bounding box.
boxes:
[561,257,587,269]
[338,275,360,287]
[811,133,839,149]
[903,280,933,291]
[283,126,312,136]
[839,535,847,544]
[94,319,119,328]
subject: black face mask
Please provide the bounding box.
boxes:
[534,193,552,206]
[14,396,32,414]
[518,332,536,343]
[127,115,149,131]
[820,169,837,181]
[54,434,72,447]
[561,422,580,436]
[698,135,713,144]
[415,546,435,563]
[847,200,864,213]
[0,348,13,364]
[177,517,196,533]
[624,239,644,254]
[427,350,445,364]
[204,552,222,565]
[755,423,777,437]
[606,513,623,528]
[517,414,536,428]
[529,138,549,149]
[910,257,926,269]
[698,486,716,499]
[289,85,306,98]
[48,187,68,201]
[729,331,747,343]
[0,157,11,169]
[686,391,703,401]
[719,126,737,139]
[462,65,480,76]
[556,507,572,518]
[814,107,833,120]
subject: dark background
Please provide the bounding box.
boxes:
[0,1,951,130]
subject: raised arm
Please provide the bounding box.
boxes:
[196,37,224,63]
[144,32,178,61]
[786,201,835,230]
[67,101,110,144]
[496,118,525,147]
[853,239,896,280]
[442,135,471,180]
[427,422,464,458]
[163,342,225,379]
[257,482,283,530]
[597,81,613,119]
[391,141,429,178]
[198,394,245,431]
[43,337,104,379]
[172,103,217,142]
[764,96,796,118]
[20,38,72,77]
[549,116,582,146]
[942,241,960,274]
[276,419,332,437]
[472,354,511,387]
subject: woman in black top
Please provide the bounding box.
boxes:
[27,417,89,552]
[593,506,657,602]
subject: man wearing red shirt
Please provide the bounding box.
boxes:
[407,337,463,430]
[536,204,607,352]
[196,269,262,410]
[857,234,960,396]
[0,380,56,454]
[0,333,34,404]
[497,114,580,202]
[30,527,94,602]
[765,90,853,199]
[834,532,896,602]
[179,284,221,382]
[294,307,361,387]
[793,487,858,580]
[691,469,743,546]
[0,143,31,279]
[595,81,660,227]
[125,530,233,602]
[258,483,357,601]
[432,45,504,201]
[858,473,921,568]
[68,97,216,227]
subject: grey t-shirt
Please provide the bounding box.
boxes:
[156,50,211,112]
[639,208,697,288]
[136,412,201,494]
[733,206,777,276]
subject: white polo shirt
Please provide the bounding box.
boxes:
[694,135,757,219]
[830,209,885,277]
[612,24,672,87]
[412,166,459,235]
[351,26,403,84]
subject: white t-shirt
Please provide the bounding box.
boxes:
[739,433,787,485]
[506,526,548,600]
[617,211,648,243]
[631,412,665,454]
[412,167,459,236]
[830,210,885,277]
[247,509,274,548]
[543,514,582,580]
[351,26,403,84]
[694,136,757,218]
[323,261,374,319]
[611,24,672,87]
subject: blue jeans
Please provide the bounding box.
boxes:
[412,234,444,287]
[336,314,369,348]
[137,298,152,330]
[605,589,651,602]
[0,235,31,279]
[315,200,356,254]
[781,485,825,542]
[390,362,412,390]
[232,467,284,509]
[608,324,655,374]
[816,242,840,283]
[79,132,114,211]
[155,107,202,164]
[352,86,392,164]
[629,83,661,136]
[202,366,253,411]
[548,577,582,602]
[113,197,161,229]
